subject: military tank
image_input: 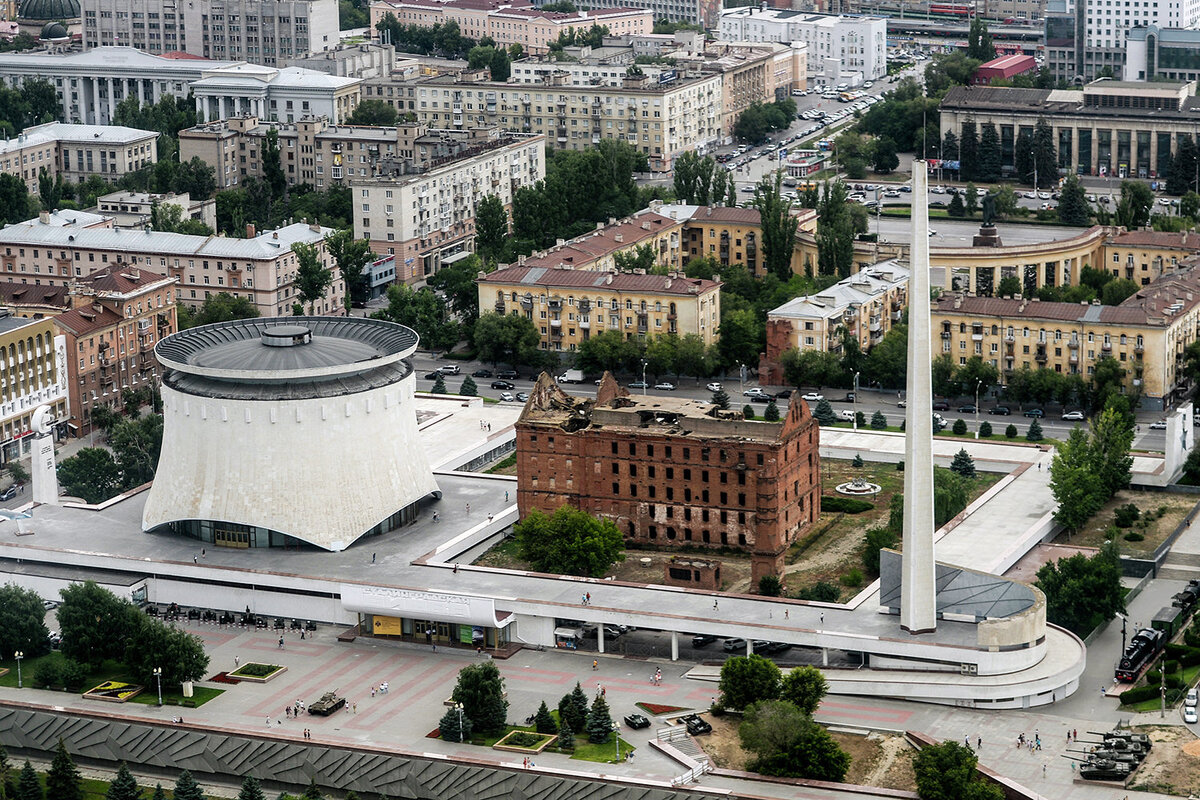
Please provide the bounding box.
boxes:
[1078,759,1132,782]
[307,691,346,716]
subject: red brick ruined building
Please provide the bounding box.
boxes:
[515,372,820,585]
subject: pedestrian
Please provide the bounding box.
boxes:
[1073,728,1077,740]
[466,503,470,514]
[433,511,440,522]
[505,490,509,502]
[266,717,271,726]
[300,629,305,640]
[977,736,981,749]
[234,655,240,667]
[488,513,494,522]
[965,735,971,749]
[371,686,376,698]
[353,703,357,714]
[784,609,789,619]
[201,548,206,557]
[278,635,284,649]
[601,686,606,697]
[1037,463,1041,471]
[581,594,587,605]
[586,592,591,604]
[193,555,198,564]
[453,563,458,574]
[713,599,719,610]
[371,553,376,564]
[1042,764,1046,777]
[593,659,598,671]
[285,707,290,718]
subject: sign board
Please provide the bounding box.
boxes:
[658,70,677,84]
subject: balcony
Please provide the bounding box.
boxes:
[1004,333,1015,342]
[549,318,561,328]
[519,294,533,308]
[1102,340,1112,351]
[1035,349,1048,363]
[1135,342,1144,353]
[1067,339,1079,350]
[578,299,591,313]
[940,331,951,339]
[494,300,506,313]
[1069,352,1079,364]
[890,310,901,321]
[579,319,589,329]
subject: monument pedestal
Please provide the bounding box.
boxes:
[973,224,1003,247]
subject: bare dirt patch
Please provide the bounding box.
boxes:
[696,716,916,791]
[1059,490,1197,557]
[1128,725,1200,796]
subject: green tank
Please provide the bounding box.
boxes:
[307,691,346,716]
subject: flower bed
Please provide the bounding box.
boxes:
[636,702,687,715]
[83,681,144,703]
[208,672,241,685]
[227,663,287,683]
[493,730,557,754]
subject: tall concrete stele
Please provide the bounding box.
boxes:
[900,161,937,635]
[30,404,59,506]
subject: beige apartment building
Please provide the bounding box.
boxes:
[0,313,69,462]
[82,0,339,66]
[930,268,1200,410]
[351,130,545,282]
[363,68,722,172]
[0,122,157,193]
[0,213,342,318]
[52,266,178,435]
[370,0,650,56]
[478,264,721,353]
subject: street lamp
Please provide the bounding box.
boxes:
[454,702,465,743]
[641,359,647,396]
[852,371,860,430]
[974,379,981,439]
[153,667,162,706]
[14,651,22,689]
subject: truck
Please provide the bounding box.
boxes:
[558,369,585,383]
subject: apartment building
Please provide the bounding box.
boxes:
[92,190,217,231]
[370,0,651,56]
[658,203,816,277]
[287,41,397,80]
[82,0,339,66]
[0,213,342,318]
[516,374,820,583]
[51,265,176,435]
[362,67,722,171]
[350,130,545,282]
[0,282,71,317]
[930,268,1200,410]
[559,0,720,28]
[717,8,887,81]
[477,261,721,353]
[0,122,156,193]
[759,261,908,386]
[0,313,68,461]
[1102,230,1199,285]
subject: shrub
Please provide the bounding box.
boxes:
[459,376,478,397]
[840,568,863,588]
[863,526,898,575]
[820,496,874,514]
[506,731,545,748]
[851,453,864,468]
[1124,532,1145,542]
[896,460,904,471]
[1166,659,1181,674]
[795,582,840,602]
[1026,418,1043,441]
[1118,685,1161,704]
[1114,503,1140,528]
[60,660,88,691]
[764,400,780,421]
[233,663,281,677]
[870,410,887,429]
[35,660,61,688]
[978,420,992,437]
[743,405,756,419]
[758,575,782,596]
[855,411,866,428]
[952,419,967,436]
[1005,424,1018,439]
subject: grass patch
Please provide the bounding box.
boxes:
[486,453,517,474]
[0,652,222,707]
[1057,489,1196,557]
[229,662,284,678]
[126,685,223,708]
[569,736,634,763]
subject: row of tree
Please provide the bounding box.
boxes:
[732,99,797,144]
[1048,398,1134,534]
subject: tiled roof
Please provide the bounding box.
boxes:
[53,304,123,336]
[80,266,173,295]
[514,211,679,270]
[483,264,719,295]
[0,281,68,308]
[1107,230,1200,251]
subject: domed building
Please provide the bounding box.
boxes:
[16,0,79,40]
[142,317,441,551]
[39,21,68,41]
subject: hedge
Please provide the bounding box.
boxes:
[820,496,875,514]
[1119,685,1162,704]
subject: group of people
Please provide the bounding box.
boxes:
[1016,731,1042,752]
[650,668,662,685]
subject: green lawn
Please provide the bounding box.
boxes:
[457,716,634,763]
[0,652,222,707]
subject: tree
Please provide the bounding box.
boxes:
[174,158,217,200]
[870,410,887,429]
[1032,117,1057,189]
[1005,423,1018,438]
[949,448,976,478]
[124,617,209,686]
[473,312,540,370]
[1049,426,1104,534]
[1182,191,1200,221]
[105,764,141,800]
[958,120,978,182]
[1170,135,1200,196]
[261,128,287,203]
[323,229,373,310]
[963,183,978,217]
[946,193,965,218]
[438,705,473,742]
[1117,180,1154,229]
[753,173,799,280]
[812,398,837,426]
[15,762,40,800]
[109,414,164,490]
[1036,539,1123,637]
[979,420,992,438]
[57,581,144,669]
[871,135,899,173]
[172,773,203,800]
[966,17,996,61]
[57,448,122,504]
[744,708,850,781]
[1025,418,1043,441]
[914,741,1003,800]
[779,666,827,715]
[459,376,477,396]
[712,388,730,410]
[996,276,1022,297]
[514,506,624,577]
[816,180,855,277]
[561,682,590,733]
[951,419,967,436]
[488,47,511,82]
[149,785,166,800]
[451,661,508,736]
[38,167,63,211]
[291,242,333,314]
[977,123,1001,183]
[431,373,447,394]
[737,699,808,764]
[347,99,398,127]
[0,584,50,660]
[718,654,781,710]
[373,284,459,352]
[758,574,782,596]
[763,400,780,421]
[557,720,575,750]
[534,700,557,734]
[613,243,656,273]
[1058,174,1090,226]
[586,694,614,743]
[235,777,266,800]
[1101,278,1138,307]
[863,526,897,575]
[0,175,32,226]
[474,195,507,261]
[46,741,82,800]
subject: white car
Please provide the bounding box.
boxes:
[801,392,824,402]
[1150,419,1168,430]
[1061,410,1086,421]
[1023,191,1037,199]
[654,382,676,391]
[1186,706,1198,724]
[744,387,771,399]
[499,392,515,402]
[928,229,937,237]
[1037,192,1051,200]
[837,409,855,421]
[706,382,723,392]
[1188,688,1198,706]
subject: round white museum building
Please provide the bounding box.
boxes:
[142,317,439,551]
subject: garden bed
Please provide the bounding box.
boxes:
[228,663,287,683]
[1056,490,1196,557]
[492,730,558,754]
[636,702,687,715]
[82,681,144,703]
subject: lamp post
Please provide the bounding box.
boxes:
[14,651,22,689]
[153,667,162,706]
[455,702,465,743]
[852,371,860,430]
[974,379,981,439]
[641,359,647,396]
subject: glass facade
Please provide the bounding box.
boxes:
[164,503,420,548]
[361,613,510,649]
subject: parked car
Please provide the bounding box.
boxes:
[41,598,57,610]
[472,369,493,378]
[706,382,723,392]
[1188,688,1198,706]
[988,406,1010,416]
[898,400,907,408]
[744,387,771,399]
[624,713,651,729]
[499,392,515,402]
[1187,706,1198,725]
[932,401,950,411]
[439,364,461,375]
[628,381,648,389]
[692,634,717,648]
[775,389,793,399]
[751,639,771,652]
[723,637,747,652]
[1024,408,1045,418]
[801,392,824,402]
[491,380,515,390]
[957,405,976,414]
[1150,419,1168,430]
[682,714,713,735]
[497,369,520,380]
[0,484,20,502]
[515,392,529,402]
[1061,410,1086,421]
[654,382,677,391]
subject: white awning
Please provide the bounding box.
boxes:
[554,627,580,639]
[341,584,514,628]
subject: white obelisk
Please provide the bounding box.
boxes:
[901,161,936,635]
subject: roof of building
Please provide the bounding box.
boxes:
[0,122,157,160]
[976,53,1037,73]
[0,281,68,309]
[769,260,909,321]
[0,219,332,260]
[0,312,40,335]
[39,21,68,40]
[79,265,174,296]
[941,83,1200,118]
[932,268,1200,327]
[0,46,239,73]
[53,303,124,337]
[505,211,680,270]
[18,0,78,20]
[23,209,110,228]
[1106,229,1200,251]
[191,64,361,90]
[484,263,718,295]
[657,203,764,226]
